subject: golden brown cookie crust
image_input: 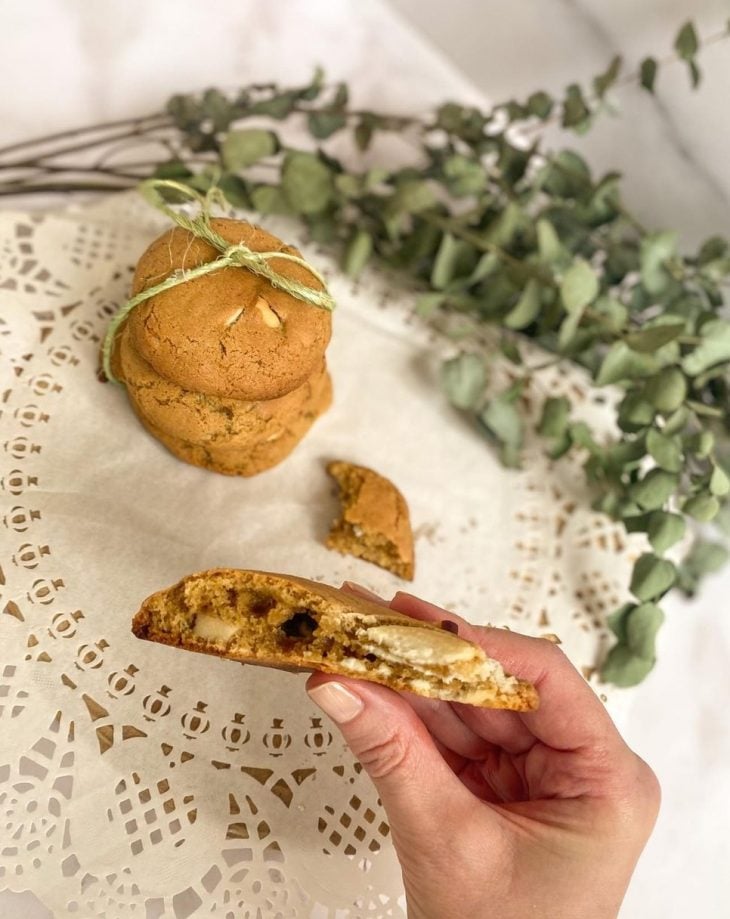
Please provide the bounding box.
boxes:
[130,371,333,476]
[326,461,415,580]
[132,568,539,710]
[116,325,330,448]
[126,218,332,400]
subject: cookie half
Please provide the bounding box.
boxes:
[326,461,415,580]
[132,569,539,710]
[126,219,332,400]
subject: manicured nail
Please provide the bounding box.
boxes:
[342,581,384,603]
[308,682,364,724]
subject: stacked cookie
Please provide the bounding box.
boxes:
[112,218,333,476]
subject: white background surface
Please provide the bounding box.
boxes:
[1,2,729,917]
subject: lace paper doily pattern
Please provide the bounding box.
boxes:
[0,195,646,917]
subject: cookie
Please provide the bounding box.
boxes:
[132,568,539,710]
[326,461,415,580]
[126,218,332,400]
[116,325,330,448]
[130,371,333,476]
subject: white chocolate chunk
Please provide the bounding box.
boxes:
[254,296,282,328]
[192,614,239,642]
[361,624,483,665]
[225,307,244,326]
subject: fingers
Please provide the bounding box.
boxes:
[391,592,624,755]
[405,694,494,760]
[306,672,482,842]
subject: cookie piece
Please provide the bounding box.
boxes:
[130,371,332,476]
[132,568,539,710]
[126,218,332,401]
[116,325,330,448]
[326,461,415,580]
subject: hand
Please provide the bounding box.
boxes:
[306,586,660,919]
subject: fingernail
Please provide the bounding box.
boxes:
[308,682,364,724]
[342,581,384,603]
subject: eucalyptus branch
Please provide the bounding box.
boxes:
[0,112,170,159]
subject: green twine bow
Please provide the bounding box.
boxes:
[101,178,335,384]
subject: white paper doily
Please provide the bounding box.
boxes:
[0,192,647,918]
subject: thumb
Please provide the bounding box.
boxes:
[306,674,473,842]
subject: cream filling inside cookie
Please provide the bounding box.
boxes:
[354,624,518,691]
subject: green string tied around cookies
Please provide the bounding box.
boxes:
[102,178,336,385]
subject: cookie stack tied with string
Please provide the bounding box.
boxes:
[104,181,334,476]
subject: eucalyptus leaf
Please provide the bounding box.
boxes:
[709,464,730,496]
[479,391,523,468]
[443,155,486,197]
[606,603,635,643]
[540,150,591,198]
[674,21,699,60]
[467,252,500,284]
[504,279,541,329]
[646,428,683,472]
[630,553,677,601]
[152,160,193,180]
[281,152,334,214]
[596,342,656,386]
[414,292,445,318]
[527,90,553,119]
[538,397,570,438]
[222,129,277,170]
[343,229,373,278]
[647,511,686,553]
[625,602,665,659]
[625,323,685,353]
[593,295,628,332]
[432,233,461,290]
[683,492,720,521]
[250,184,294,215]
[390,179,436,215]
[681,319,730,375]
[560,258,599,312]
[593,55,622,98]
[628,469,679,510]
[536,219,569,266]
[677,540,729,595]
[643,367,687,412]
[640,231,677,294]
[354,115,375,151]
[562,84,591,129]
[640,57,658,92]
[308,111,347,139]
[686,430,714,458]
[441,353,487,410]
[217,173,250,207]
[250,91,297,119]
[682,540,730,577]
[617,392,654,431]
[600,645,656,687]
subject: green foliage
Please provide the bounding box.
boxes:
[441,353,487,411]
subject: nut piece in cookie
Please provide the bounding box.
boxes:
[131,568,539,710]
[326,461,414,580]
